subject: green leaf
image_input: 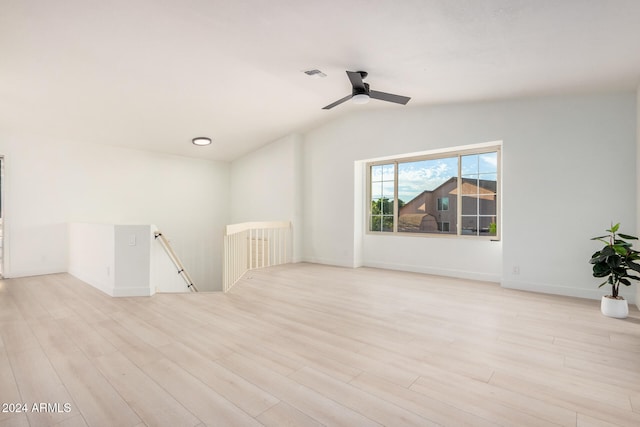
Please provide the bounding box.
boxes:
[609,223,620,233]
[613,266,626,276]
[620,278,631,286]
[589,251,607,263]
[590,235,609,240]
[592,263,610,277]
[601,246,615,256]
[627,261,640,273]
[613,245,629,256]
[618,233,638,240]
[607,256,622,269]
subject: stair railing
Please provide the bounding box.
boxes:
[223,221,292,292]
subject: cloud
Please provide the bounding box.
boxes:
[397,158,456,202]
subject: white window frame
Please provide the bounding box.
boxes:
[366,145,501,240]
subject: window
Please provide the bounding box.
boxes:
[367,146,500,238]
[370,163,395,232]
[438,221,450,232]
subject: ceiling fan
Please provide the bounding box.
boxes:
[322,71,411,110]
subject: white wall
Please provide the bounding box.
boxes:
[230,134,303,261]
[303,92,637,301]
[1,138,70,277]
[0,136,229,291]
[114,225,152,296]
[68,222,115,295]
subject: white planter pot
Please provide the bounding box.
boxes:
[601,296,628,319]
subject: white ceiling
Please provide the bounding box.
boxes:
[2,0,640,161]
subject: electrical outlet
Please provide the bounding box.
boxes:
[512,265,520,275]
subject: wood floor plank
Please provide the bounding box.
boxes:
[256,401,325,427]
[219,351,382,427]
[0,338,22,424]
[52,414,89,427]
[630,393,640,414]
[93,351,199,427]
[158,341,280,417]
[141,357,262,427]
[291,366,435,427]
[577,413,630,427]
[412,368,577,426]
[410,375,563,427]
[229,326,363,382]
[46,347,142,427]
[7,347,77,427]
[349,371,499,427]
[490,371,640,427]
[91,319,165,367]
[0,413,30,427]
[55,316,119,359]
[0,321,40,354]
[108,310,173,348]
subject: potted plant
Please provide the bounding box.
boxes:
[589,223,640,318]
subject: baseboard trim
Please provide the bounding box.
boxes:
[501,279,637,304]
[302,256,359,268]
[4,268,68,279]
[364,260,501,283]
[112,287,154,297]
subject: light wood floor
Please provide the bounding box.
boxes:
[1,263,639,427]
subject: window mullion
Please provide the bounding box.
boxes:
[393,161,398,233]
[457,155,462,236]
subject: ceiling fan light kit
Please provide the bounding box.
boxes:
[351,93,370,104]
[323,70,410,110]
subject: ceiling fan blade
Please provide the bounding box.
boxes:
[369,90,411,105]
[322,94,352,110]
[346,71,366,90]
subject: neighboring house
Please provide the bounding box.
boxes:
[399,177,497,233]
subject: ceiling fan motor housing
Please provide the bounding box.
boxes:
[353,82,370,96]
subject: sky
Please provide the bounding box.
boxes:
[371,152,498,202]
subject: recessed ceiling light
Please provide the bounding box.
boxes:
[192,137,212,146]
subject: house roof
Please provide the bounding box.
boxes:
[401,177,497,207]
[2,1,640,161]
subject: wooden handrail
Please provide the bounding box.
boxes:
[154,231,198,292]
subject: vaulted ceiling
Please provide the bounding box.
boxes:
[2,0,640,161]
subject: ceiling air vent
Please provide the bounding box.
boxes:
[303,69,327,78]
